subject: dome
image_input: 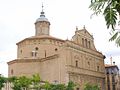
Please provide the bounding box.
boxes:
[36,16,49,22]
[35,11,50,23]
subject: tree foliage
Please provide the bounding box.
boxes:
[66,81,76,90]
[50,83,66,90]
[84,83,100,90]
[0,74,76,90]
[31,74,42,89]
[10,76,31,90]
[89,0,120,46]
[42,81,51,90]
[0,76,7,90]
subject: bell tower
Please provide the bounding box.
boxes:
[35,4,50,36]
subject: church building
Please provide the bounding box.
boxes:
[8,6,105,90]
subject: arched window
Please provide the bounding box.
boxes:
[11,69,13,75]
[82,38,84,46]
[85,39,87,48]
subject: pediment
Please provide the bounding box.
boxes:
[77,29,93,39]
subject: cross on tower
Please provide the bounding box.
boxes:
[42,3,44,12]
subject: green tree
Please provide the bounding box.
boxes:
[66,81,75,90]
[50,83,66,90]
[92,84,100,90]
[8,76,17,83]
[18,76,32,90]
[43,81,51,90]
[12,79,22,90]
[84,83,100,90]
[8,76,21,90]
[31,74,42,90]
[43,81,75,90]
[0,76,7,90]
[8,75,76,90]
[11,76,32,90]
[89,0,120,46]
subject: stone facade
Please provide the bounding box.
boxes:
[8,9,105,90]
[105,64,120,90]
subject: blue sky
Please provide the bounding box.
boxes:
[0,0,120,76]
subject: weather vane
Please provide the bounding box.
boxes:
[42,2,44,12]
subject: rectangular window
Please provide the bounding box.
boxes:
[31,51,37,57]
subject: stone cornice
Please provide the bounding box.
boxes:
[16,36,65,45]
[66,65,105,78]
[7,54,59,65]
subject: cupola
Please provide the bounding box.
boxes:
[35,4,50,36]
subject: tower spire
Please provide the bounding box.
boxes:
[40,3,45,17]
[42,2,44,12]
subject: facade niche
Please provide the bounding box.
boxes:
[75,60,78,67]
[20,50,22,53]
[11,69,13,75]
[88,61,90,65]
[97,66,100,71]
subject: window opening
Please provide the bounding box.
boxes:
[55,48,58,51]
[85,39,87,47]
[35,47,39,51]
[11,69,13,75]
[82,38,84,46]
[97,66,100,71]
[76,60,78,67]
